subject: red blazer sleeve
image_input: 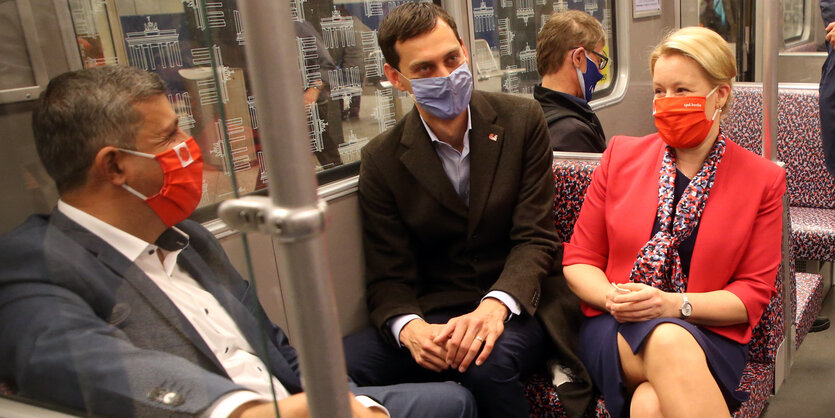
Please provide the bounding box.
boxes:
[715,167,785,337]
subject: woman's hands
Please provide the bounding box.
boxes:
[606,282,680,323]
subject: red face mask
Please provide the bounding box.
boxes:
[653,86,721,148]
[120,137,204,227]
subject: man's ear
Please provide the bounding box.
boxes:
[93,146,127,186]
[460,39,470,64]
[571,47,587,72]
[383,63,409,93]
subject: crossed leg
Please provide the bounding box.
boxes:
[618,323,730,418]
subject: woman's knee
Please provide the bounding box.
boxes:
[630,382,663,418]
[642,323,707,373]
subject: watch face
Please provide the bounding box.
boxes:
[682,303,692,317]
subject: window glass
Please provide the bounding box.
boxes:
[470,0,615,99]
[67,0,423,210]
[782,0,805,42]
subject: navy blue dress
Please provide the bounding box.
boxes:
[578,169,749,417]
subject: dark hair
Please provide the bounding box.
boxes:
[378,3,461,71]
[32,66,167,193]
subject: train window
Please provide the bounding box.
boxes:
[783,0,806,43]
[470,0,616,101]
[65,0,426,214]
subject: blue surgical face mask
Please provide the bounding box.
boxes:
[400,62,473,120]
[575,54,604,101]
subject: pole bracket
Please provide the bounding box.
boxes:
[218,196,328,243]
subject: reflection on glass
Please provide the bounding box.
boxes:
[698,0,739,43]
[470,0,614,98]
[783,0,805,42]
[67,0,421,209]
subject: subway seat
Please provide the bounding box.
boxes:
[523,156,784,417]
[720,84,827,350]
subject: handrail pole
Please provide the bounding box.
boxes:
[762,2,780,161]
[230,2,351,417]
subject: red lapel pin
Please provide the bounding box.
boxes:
[488,133,498,142]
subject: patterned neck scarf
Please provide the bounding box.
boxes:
[628,135,727,293]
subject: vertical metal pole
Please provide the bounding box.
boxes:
[762,2,780,161]
[235,2,351,418]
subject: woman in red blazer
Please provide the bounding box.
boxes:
[563,27,785,418]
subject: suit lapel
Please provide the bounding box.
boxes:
[467,93,504,236]
[399,109,469,217]
[50,212,226,373]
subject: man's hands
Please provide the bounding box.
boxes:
[433,299,509,373]
[827,22,835,48]
[399,299,510,373]
[605,282,678,323]
[399,319,449,372]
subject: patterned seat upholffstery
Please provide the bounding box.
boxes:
[720,85,764,154]
[552,158,600,243]
[723,85,835,263]
[776,88,835,209]
[526,157,784,417]
[795,272,825,349]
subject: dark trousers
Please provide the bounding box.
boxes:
[343,307,548,418]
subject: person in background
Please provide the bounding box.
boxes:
[821,0,835,177]
[534,9,607,152]
[343,3,592,418]
[0,65,475,418]
[563,27,785,417]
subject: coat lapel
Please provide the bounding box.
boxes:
[467,92,504,236]
[50,212,226,373]
[399,109,469,217]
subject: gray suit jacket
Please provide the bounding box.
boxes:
[359,90,592,417]
[0,212,302,417]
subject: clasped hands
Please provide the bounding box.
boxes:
[605,282,680,323]
[399,298,508,373]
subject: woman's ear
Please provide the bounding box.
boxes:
[717,83,732,110]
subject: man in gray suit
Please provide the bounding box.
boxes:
[0,66,475,418]
[343,4,591,418]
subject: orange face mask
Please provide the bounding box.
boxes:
[652,86,721,148]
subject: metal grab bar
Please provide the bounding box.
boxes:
[220,2,352,417]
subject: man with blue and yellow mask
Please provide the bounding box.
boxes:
[535,9,608,153]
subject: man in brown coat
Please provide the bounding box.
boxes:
[343,3,591,417]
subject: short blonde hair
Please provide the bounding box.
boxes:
[537,10,605,77]
[649,27,737,113]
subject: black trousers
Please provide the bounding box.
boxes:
[343,306,548,418]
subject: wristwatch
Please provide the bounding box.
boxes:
[680,294,692,319]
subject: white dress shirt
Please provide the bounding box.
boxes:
[388,108,522,345]
[56,201,385,417]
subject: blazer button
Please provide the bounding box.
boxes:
[162,391,184,406]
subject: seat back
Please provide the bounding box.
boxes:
[720,84,764,154]
[473,39,499,79]
[552,152,601,243]
[776,86,835,208]
[721,83,835,209]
